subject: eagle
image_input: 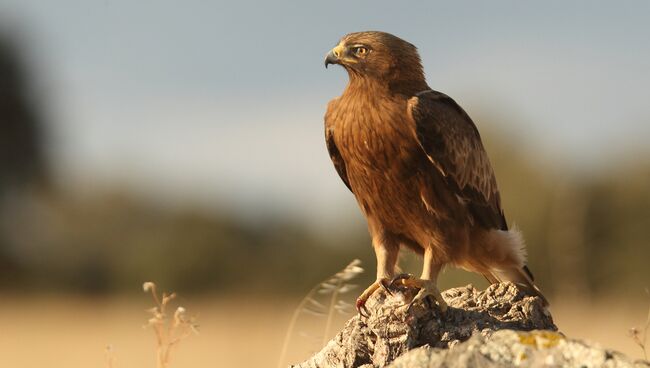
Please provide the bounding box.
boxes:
[323,31,547,314]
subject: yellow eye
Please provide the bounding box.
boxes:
[353,47,368,56]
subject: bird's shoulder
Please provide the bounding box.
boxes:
[324,96,342,128]
[407,90,476,131]
[407,90,485,163]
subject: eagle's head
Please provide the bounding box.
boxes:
[325,31,425,90]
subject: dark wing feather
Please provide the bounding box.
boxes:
[324,112,352,192]
[408,90,507,230]
[325,127,352,192]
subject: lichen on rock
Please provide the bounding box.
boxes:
[387,330,650,368]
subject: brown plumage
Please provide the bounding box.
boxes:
[323,31,547,313]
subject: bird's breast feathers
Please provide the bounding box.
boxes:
[328,97,417,167]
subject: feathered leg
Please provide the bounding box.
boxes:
[356,235,399,316]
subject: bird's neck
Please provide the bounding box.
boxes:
[345,74,428,100]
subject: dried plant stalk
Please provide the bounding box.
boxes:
[629,288,650,360]
[277,259,364,368]
[143,282,199,368]
[104,345,115,368]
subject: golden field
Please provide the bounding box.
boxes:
[0,294,647,367]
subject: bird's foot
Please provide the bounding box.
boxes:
[390,273,448,313]
[355,277,392,317]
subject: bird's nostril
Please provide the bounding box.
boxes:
[333,50,339,58]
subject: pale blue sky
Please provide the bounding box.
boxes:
[1,1,649,223]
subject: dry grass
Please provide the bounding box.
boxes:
[277,259,364,368]
[101,281,198,368]
[141,282,198,368]
[628,289,650,360]
[104,345,116,368]
[0,291,648,367]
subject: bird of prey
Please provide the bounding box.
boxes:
[323,31,547,314]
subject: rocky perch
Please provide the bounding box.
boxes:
[291,283,649,368]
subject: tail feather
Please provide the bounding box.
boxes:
[482,272,499,284]
[489,266,549,307]
[522,265,535,281]
[474,227,548,307]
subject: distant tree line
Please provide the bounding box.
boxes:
[0,30,49,286]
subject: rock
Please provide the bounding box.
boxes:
[387,330,650,368]
[289,282,650,367]
[291,282,557,368]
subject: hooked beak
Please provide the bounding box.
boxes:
[324,51,338,68]
[324,43,345,68]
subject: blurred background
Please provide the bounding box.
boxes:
[0,0,649,367]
